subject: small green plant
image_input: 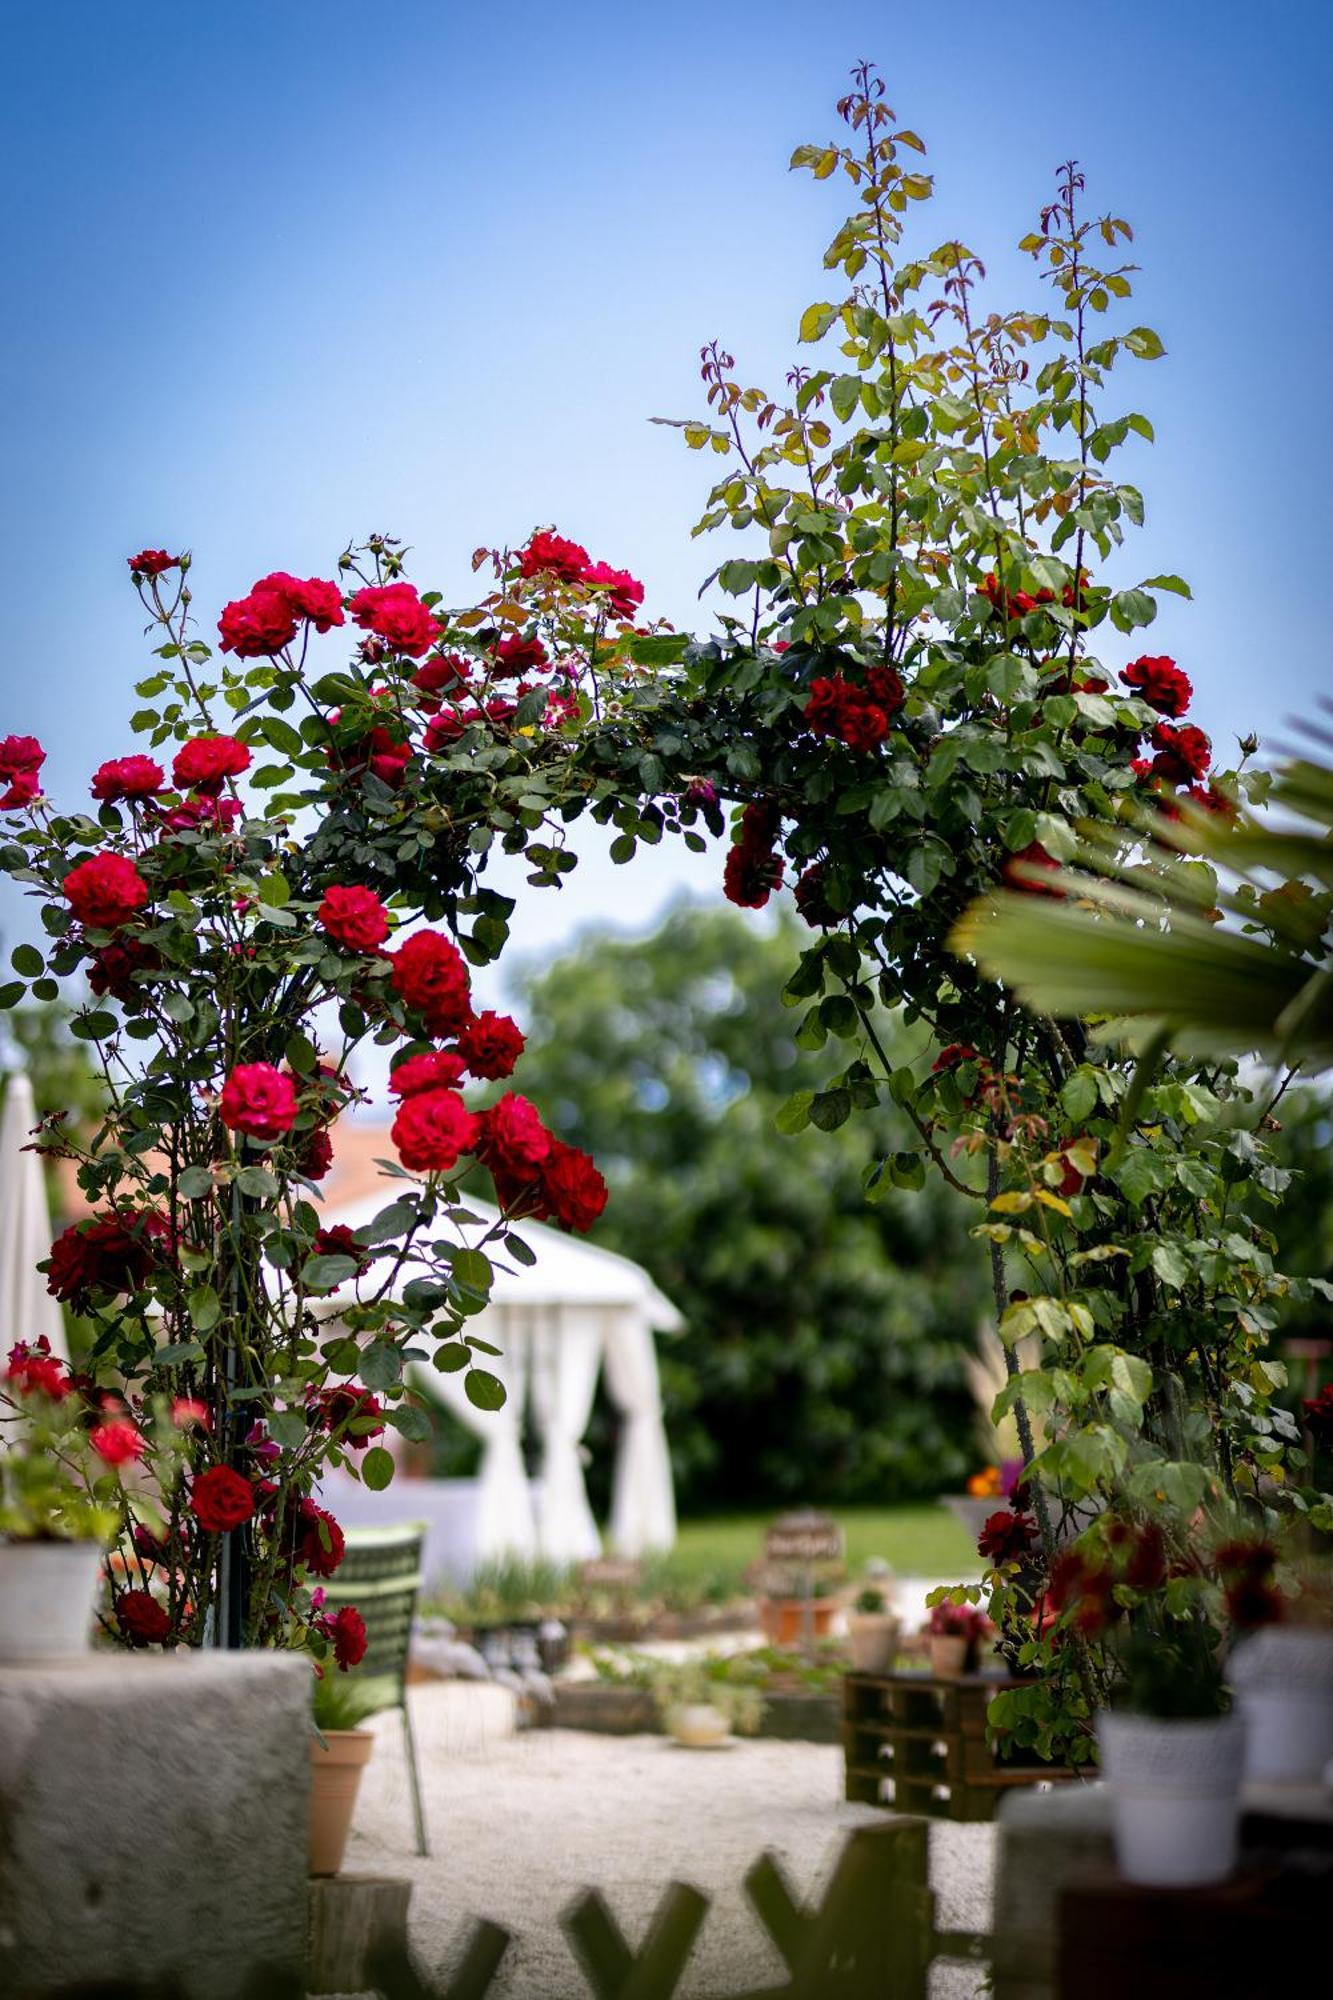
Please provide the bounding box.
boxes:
[311,1668,380,1734]
[854,1586,889,1615]
[1114,1625,1229,1721]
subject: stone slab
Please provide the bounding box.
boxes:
[0,1650,310,2000]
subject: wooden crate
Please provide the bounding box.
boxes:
[842,1670,1073,1822]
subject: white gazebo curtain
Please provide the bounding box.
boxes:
[603,1311,677,1556]
[428,1304,538,1563]
[529,1306,603,1563]
[0,1072,67,1362]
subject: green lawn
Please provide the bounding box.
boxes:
[671,1503,977,1581]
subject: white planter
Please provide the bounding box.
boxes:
[1097,1709,1246,1887]
[1230,1627,1333,1784]
[846,1612,900,1675]
[667,1702,731,1749]
[0,1539,105,1662]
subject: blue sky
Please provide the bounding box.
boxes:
[1,0,1329,996]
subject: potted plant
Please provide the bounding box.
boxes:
[309,1665,378,1876]
[758,1566,841,1648]
[846,1585,901,1675]
[1226,1546,1333,1785]
[927,1601,992,1676]
[1098,1625,1246,1888]
[0,1339,119,1661]
[648,1657,763,1749]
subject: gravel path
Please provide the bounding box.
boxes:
[346,1685,994,1998]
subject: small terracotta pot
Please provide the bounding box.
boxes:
[759,1598,837,1648]
[309,1728,374,1877]
[929,1633,969,1677]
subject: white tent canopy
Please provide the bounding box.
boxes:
[0,1072,67,1362]
[318,1191,680,1583]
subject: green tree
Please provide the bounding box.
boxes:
[508,902,987,1511]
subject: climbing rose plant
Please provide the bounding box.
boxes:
[0,530,662,1649]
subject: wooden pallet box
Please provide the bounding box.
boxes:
[842,1669,1073,1822]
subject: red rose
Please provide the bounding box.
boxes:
[538,1141,608,1232]
[296,1126,335,1180]
[582,561,644,620]
[1123,1522,1167,1590]
[1150,722,1211,785]
[389,1048,468,1097]
[1121,655,1192,718]
[251,571,345,633]
[159,794,244,836]
[492,634,549,679]
[128,550,179,579]
[793,862,838,929]
[0,734,45,810]
[517,531,591,583]
[116,1590,173,1646]
[63,852,150,929]
[308,1383,385,1449]
[90,1416,144,1467]
[837,699,890,752]
[172,735,252,794]
[219,1062,299,1141]
[172,1397,211,1431]
[295,1498,345,1577]
[476,1093,551,1179]
[1226,1577,1284,1629]
[978,1508,1036,1564]
[932,1043,978,1073]
[318,884,390,953]
[1001,841,1063,898]
[866,665,905,715]
[45,1210,172,1311]
[91,755,165,803]
[328,724,412,790]
[412,654,472,709]
[89,936,160,1002]
[218,586,299,657]
[323,1602,368,1671]
[803,675,895,751]
[392,1088,479,1173]
[423,707,470,750]
[4,1336,71,1400]
[348,582,439,657]
[390,930,471,1035]
[722,804,784,910]
[458,1010,525,1080]
[191,1464,255,1533]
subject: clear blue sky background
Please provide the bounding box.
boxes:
[2,0,1329,994]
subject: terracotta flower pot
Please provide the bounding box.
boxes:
[846,1612,900,1675]
[0,1539,104,1662]
[928,1633,969,1677]
[309,1728,374,1877]
[759,1597,837,1648]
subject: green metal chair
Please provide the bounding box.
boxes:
[319,1522,430,1857]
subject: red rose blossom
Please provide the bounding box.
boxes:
[63,852,150,929]
[128,549,179,579]
[172,735,251,795]
[390,930,471,1035]
[517,531,591,583]
[218,586,299,657]
[159,794,244,836]
[251,571,345,633]
[295,1126,335,1180]
[219,1063,299,1141]
[116,1590,173,1645]
[323,1603,368,1670]
[582,561,645,620]
[458,1010,525,1080]
[4,1336,71,1400]
[348,582,439,657]
[191,1465,256,1533]
[932,1043,978,1073]
[793,862,838,929]
[45,1210,172,1311]
[492,634,549,679]
[1150,722,1212,785]
[91,755,165,803]
[476,1093,551,1178]
[90,1416,145,1467]
[0,735,45,812]
[978,1509,1036,1564]
[392,1088,479,1173]
[1001,841,1063,897]
[389,1048,468,1097]
[295,1498,345,1577]
[318,884,390,953]
[412,654,472,708]
[538,1140,608,1232]
[1121,655,1192,717]
[308,1383,385,1449]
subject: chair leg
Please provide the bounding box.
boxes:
[402,1697,430,1858]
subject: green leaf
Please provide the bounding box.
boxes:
[1151,1243,1191,1291]
[798,301,839,343]
[177,1166,214,1200]
[450,1247,493,1293]
[359,1341,403,1390]
[361,1446,395,1491]
[809,1088,852,1132]
[465,1368,506,1412]
[188,1284,222,1334]
[433,1343,470,1373]
[388,1404,433,1443]
[10,944,43,977]
[1139,574,1191,599]
[303,1253,359,1293]
[235,1165,280,1200]
[353,1200,417,1248]
[1060,1070,1099,1123]
[0,981,26,1010]
[775,1090,813,1136]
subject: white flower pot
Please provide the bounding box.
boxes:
[667,1702,731,1748]
[846,1612,900,1675]
[0,1539,105,1662]
[1230,1627,1333,1783]
[1097,1709,1246,1887]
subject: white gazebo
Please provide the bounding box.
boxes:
[0,1071,67,1363]
[316,1181,681,1590]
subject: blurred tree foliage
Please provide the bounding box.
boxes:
[1268,1082,1333,1352]
[505,901,986,1512]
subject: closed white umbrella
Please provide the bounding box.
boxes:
[0,1071,67,1360]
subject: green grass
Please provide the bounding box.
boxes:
[672,1503,977,1580]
